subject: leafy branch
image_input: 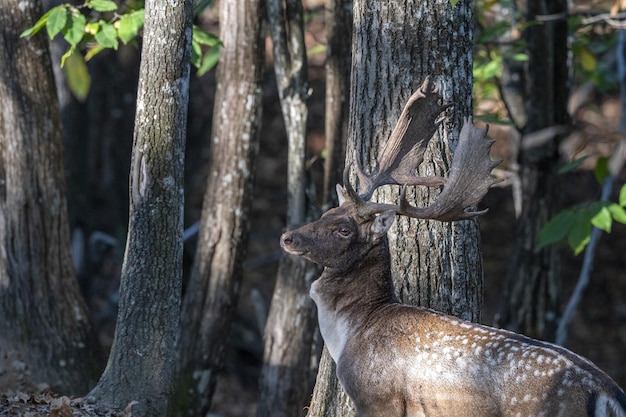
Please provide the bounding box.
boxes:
[20,0,221,99]
[537,156,626,255]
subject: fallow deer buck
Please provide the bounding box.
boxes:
[280,77,626,417]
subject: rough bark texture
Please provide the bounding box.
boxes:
[256,1,319,416]
[0,0,101,394]
[496,0,569,341]
[86,0,192,414]
[256,255,319,417]
[307,1,479,415]
[174,2,264,416]
[322,0,353,206]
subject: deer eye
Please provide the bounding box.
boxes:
[336,227,352,237]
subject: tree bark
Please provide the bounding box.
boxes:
[86,0,192,414]
[307,1,479,415]
[0,0,101,394]
[323,0,353,206]
[174,2,264,416]
[496,0,569,342]
[306,2,353,413]
[256,1,319,416]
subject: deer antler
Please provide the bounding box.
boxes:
[396,119,502,221]
[352,76,451,200]
[342,77,501,222]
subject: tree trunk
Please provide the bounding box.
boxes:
[0,0,101,395]
[256,1,319,416]
[496,0,569,342]
[306,2,353,413]
[86,0,192,414]
[323,0,352,206]
[307,1,479,415]
[174,2,264,416]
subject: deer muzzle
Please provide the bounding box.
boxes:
[280,231,307,256]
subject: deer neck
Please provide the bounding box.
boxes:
[310,239,399,362]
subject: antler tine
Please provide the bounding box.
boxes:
[340,160,368,207]
[354,76,451,200]
[393,118,502,222]
[342,160,404,220]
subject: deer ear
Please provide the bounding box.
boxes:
[371,210,395,240]
[336,184,347,206]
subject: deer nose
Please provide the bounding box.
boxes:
[280,232,294,248]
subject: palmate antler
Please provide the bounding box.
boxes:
[343,77,502,222]
[352,76,451,200]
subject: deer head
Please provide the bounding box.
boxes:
[282,77,500,272]
[283,76,501,268]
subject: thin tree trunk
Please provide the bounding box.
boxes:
[307,1,479,415]
[86,0,192,414]
[0,0,101,394]
[174,2,264,415]
[256,1,319,416]
[496,0,569,342]
[306,1,353,412]
[323,0,352,206]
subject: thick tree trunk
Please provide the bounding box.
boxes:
[496,0,569,341]
[307,1,479,415]
[0,0,101,395]
[86,0,192,414]
[174,2,264,416]
[256,1,319,416]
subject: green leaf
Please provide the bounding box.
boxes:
[620,183,626,207]
[85,44,106,61]
[537,209,576,250]
[591,205,612,233]
[117,10,144,44]
[63,51,91,101]
[593,156,610,184]
[20,8,53,38]
[480,60,501,79]
[197,46,220,76]
[87,0,118,12]
[568,210,592,255]
[579,45,597,72]
[60,45,75,67]
[557,155,590,174]
[46,5,67,40]
[307,44,327,57]
[191,39,202,69]
[95,22,119,49]
[510,53,529,62]
[192,26,221,47]
[449,0,459,7]
[63,11,86,46]
[85,21,100,36]
[608,203,626,225]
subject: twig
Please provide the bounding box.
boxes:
[581,11,626,28]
